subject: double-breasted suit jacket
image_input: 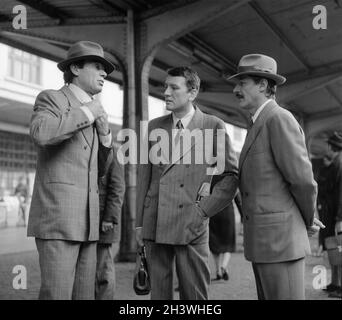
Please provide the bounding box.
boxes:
[28,85,112,242]
[239,100,317,263]
[136,106,239,245]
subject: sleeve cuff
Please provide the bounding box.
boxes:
[80,106,95,123]
[99,132,112,147]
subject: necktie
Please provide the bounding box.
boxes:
[246,117,253,137]
[174,120,184,146]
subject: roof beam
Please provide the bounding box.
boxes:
[248,0,310,71]
[279,74,342,103]
[139,0,199,20]
[18,0,69,20]
[88,0,126,14]
[326,86,342,106]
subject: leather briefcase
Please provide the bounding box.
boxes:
[325,234,342,266]
[133,246,151,295]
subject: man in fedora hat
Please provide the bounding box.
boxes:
[228,54,324,299]
[322,132,342,298]
[28,40,115,299]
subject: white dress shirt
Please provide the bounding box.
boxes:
[252,99,272,123]
[68,83,111,147]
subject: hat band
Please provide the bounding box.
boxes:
[237,66,274,74]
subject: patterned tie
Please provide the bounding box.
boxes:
[174,119,184,145]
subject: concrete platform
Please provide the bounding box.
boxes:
[0,226,339,300]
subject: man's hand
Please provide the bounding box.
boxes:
[84,99,105,119]
[307,217,325,237]
[101,221,114,233]
[136,227,144,247]
[95,113,110,136]
[335,221,342,235]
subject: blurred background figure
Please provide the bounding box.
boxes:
[209,193,242,281]
[14,176,28,227]
[96,146,125,300]
[320,132,342,298]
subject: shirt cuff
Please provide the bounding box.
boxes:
[136,226,142,229]
[99,132,112,147]
[80,106,95,123]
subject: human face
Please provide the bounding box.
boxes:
[164,76,197,116]
[72,61,107,95]
[233,76,264,112]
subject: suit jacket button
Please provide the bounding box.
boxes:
[180,184,184,188]
[245,215,249,220]
[84,146,87,150]
[179,204,183,209]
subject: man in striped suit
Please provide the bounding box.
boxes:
[136,67,238,300]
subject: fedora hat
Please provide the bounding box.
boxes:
[328,132,342,149]
[227,54,286,85]
[57,41,115,74]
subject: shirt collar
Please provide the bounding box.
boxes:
[252,99,272,123]
[68,83,93,103]
[172,105,195,129]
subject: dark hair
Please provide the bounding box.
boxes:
[63,60,86,84]
[167,66,201,92]
[250,75,277,98]
[329,143,342,152]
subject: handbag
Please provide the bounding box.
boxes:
[324,233,342,266]
[133,245,151,295]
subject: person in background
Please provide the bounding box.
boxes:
[14,176,28,226]
[96,145,125,300]
[209,193,242,281]
[321,132,342,298]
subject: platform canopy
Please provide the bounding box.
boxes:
[1,0,342,156]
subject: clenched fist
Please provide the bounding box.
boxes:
[95,113,110,136]
[84,99,105,119]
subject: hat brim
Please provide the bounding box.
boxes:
[227,71,286,85]
[328,140,342,150]
[57,55,115,74]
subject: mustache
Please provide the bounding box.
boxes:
[235,93,244,99]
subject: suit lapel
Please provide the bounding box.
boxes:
[162,106,204,176]
[61,85,94,148]
[239,100,277,172]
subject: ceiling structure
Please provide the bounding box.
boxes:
[0,0,342,157]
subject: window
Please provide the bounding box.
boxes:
[8,48,41,85]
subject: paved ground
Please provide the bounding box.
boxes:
[0,226,340,300]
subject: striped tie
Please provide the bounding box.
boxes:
[174,120,184,145]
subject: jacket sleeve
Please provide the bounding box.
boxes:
[102,147,126,224]
[199,119,239,217]
[268,111,317,227]
[30,90,91,146]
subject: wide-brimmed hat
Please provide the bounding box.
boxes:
[57,41,115,74]
[227,54,286,85]
[328,132,342,149]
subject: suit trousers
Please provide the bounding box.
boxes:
[95,242,119,300]
[145,240,210,300]
[35,238,97,300]
[252,257,305,300]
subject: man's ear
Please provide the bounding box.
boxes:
[69,64,79,77]
[189,88,199,102]
[258,79,268,93]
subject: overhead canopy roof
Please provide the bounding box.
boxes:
[1,0,342,157]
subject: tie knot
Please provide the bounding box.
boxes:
[176,120,184,129]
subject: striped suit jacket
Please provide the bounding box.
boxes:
[28,85,112,242]
[136,106,238,245]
